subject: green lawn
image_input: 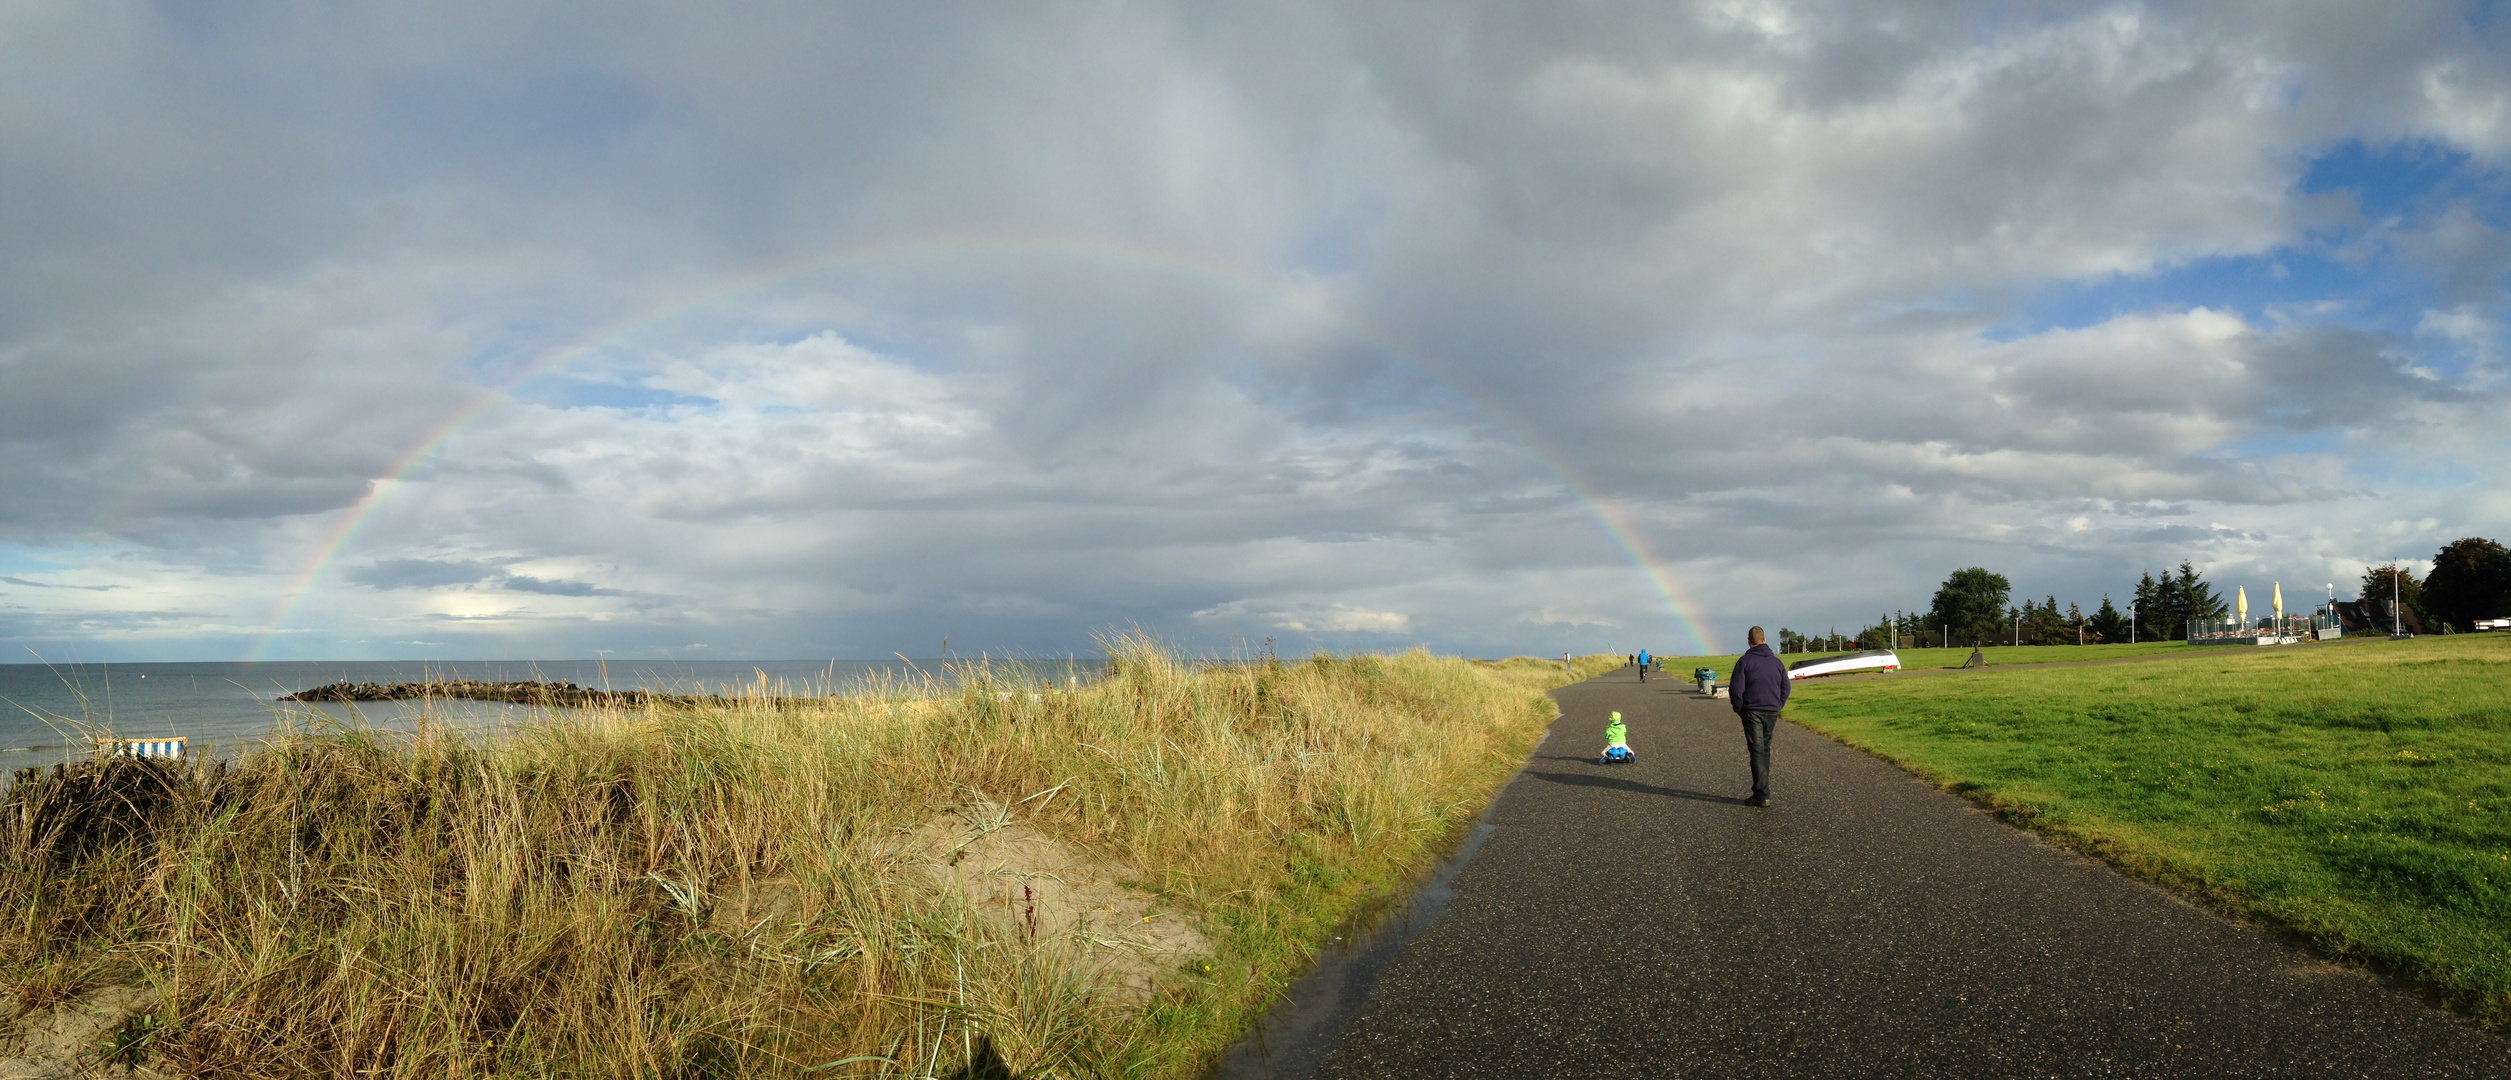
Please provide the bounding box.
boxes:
[1781,634,2511,1022]
[1663,639,2197,676]
[1880,641,2202,668]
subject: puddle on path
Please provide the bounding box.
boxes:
[1203,814,1502,1079]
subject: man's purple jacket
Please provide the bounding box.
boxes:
[1728,642,1792,715]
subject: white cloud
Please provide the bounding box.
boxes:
[2419,60,2511,157]
[1194,600,1410,634]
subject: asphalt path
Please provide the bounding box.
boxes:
[1309,665,2511,1078]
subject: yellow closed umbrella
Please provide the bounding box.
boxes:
[2237,585,2249,625]
[2273,582,2284,625]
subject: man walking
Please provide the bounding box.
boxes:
[1728,626,1791,807]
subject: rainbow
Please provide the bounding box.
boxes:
[247,233,1718,659]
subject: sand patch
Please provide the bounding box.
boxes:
[906,800,1207,1003]
[703,874,810,939]
[0,985,168,1079]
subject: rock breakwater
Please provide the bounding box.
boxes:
[279,680,678,708]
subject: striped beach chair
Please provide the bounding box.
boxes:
[101,737,188,760]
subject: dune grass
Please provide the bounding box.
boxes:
[1782,634,2511,1022]
[0,642,1622,1078]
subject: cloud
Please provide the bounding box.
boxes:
[1530,607,1617,629]
[1194,599,1411,634]
[0,2,2506,661]
[1,576,121,592]
[503,575,622,597]
[347,559,505,590]
[346,558,622,598]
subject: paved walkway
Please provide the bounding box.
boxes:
[1310,666,2510,1078]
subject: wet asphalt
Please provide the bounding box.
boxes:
[1308,666,2511,1078]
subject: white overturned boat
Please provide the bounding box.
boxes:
[1787,649,1900,680]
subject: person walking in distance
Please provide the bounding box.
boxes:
[1728,626,1791,807]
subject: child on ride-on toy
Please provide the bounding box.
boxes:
[1600,711,1634,764]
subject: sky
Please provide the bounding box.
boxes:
[2,1,2507,663]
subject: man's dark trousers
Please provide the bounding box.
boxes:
[1740,710,1779,799]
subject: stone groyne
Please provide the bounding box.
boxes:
[278,680,677,708]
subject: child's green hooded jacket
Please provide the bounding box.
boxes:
[1604,712,1628,749]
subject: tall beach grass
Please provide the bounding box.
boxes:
[0,641,1618,1077]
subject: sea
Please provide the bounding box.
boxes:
[0,657,1104,781]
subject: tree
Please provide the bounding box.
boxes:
[2131,572,2162,642]
[2126,562,2224,640]
[1929,567,2011,648]
[1856,609,1921,649]
[2174,561,2228,632]
[1855,613,1902,650]
[2362,563,2430,633]
[2027,594,2070,645]
[2089,595,2125,644]
[2149,560,2229,637]
[2424,537,2511,632]
[2155,570,2187,640]
[1776,628,1807,653]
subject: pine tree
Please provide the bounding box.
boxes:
[2028,594,2068,645]
[2140,561,2227,640]
[2177,561,2228,626]
[2089,595,2124,643]
[2149,570,2187,641]
[2131,573,2161,642]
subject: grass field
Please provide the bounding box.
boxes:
[1867,641,2199,668]
[0,642,1624,1078]
[1659,640,2199,677]
[1782,634,2511,1022]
